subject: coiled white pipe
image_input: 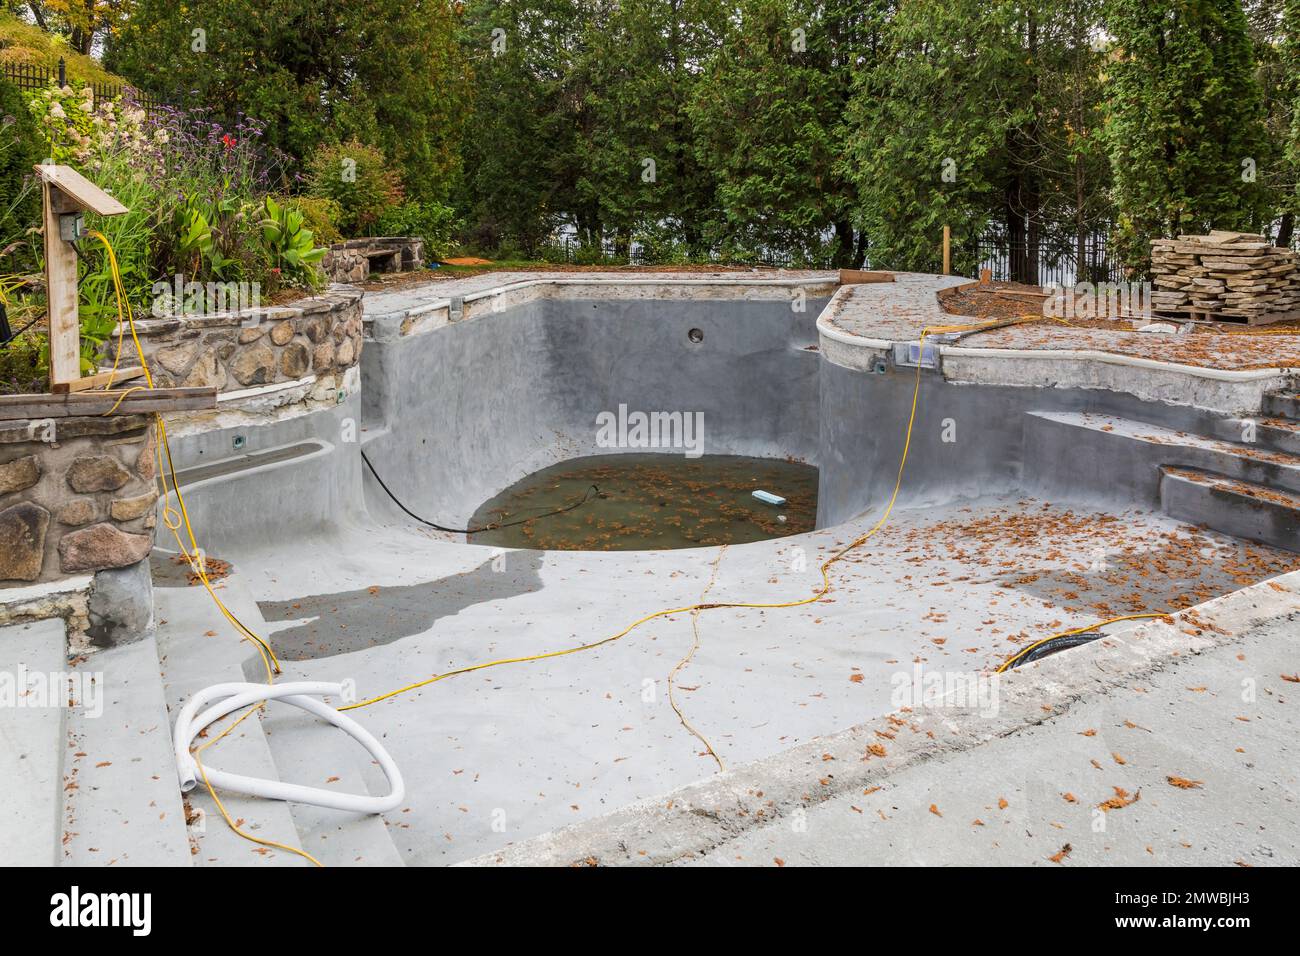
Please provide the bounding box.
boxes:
[173,682,405,814]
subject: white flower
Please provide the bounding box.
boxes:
[49,103,66,120]
[153,129,169,144]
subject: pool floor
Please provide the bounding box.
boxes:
[467,453,818,551]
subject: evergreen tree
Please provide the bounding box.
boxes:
[575,0,724,258]
[106,0,469,202]
[457,0,589,253]
[844,1,1036,274]
[1104,0,1273,271]
[690,0,877,266]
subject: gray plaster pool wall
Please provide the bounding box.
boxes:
[360,297,828,527]
[155,291,1273,555]
[816,359,1262,526]
[156,399,364,556]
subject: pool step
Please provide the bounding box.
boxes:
[1160,467,1300,552]
[0,619,68,865]
[154,570,311,866]
[62,635,193,866]
[1025,411,1300,505]
[260,706,406,867]
[1263,389,1300,421]
[1209,416,1300,457]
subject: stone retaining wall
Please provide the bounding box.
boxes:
[323,237,424,284]
[108,286,364,396]
[0,415,157,586]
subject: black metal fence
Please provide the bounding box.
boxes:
[974,228,1122,286]
[1,57,158,114]
[537,237,836,270]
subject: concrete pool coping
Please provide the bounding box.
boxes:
[359,270,1297,416]
[462,566,1300,866]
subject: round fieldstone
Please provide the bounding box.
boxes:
[229,344,277,386]
[335,337,355,366]
[303,317,328,344]
[155,341,199,376]
[58,522,153,573]
[182,349,228,389]
[109,490,159,522]
[238,326,266,344]
[0,502,50,581]
[57,498,96,527]
[312,341,335,372]
[280,342,311,379]
[67,455,132,494]
[137,428,158,481]
[269,320,295,346]
[0,455,41,495]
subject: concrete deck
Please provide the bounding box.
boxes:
[823,273,1300,371]
[467,569,1300,867]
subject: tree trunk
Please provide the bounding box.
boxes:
[1278,212,1295,250]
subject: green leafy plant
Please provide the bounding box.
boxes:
[259,196,326,288]
[305,140,403,237]
[376,200,460,259]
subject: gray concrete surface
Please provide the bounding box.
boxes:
[0,618,67,865]
[464,571,1300,867]
[61,634,191,866]
[680,614,1297,867]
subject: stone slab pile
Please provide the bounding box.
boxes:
[1150,230,1300,324]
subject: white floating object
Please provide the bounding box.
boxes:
[753,490,786,506]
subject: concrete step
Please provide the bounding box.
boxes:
[1262,389,1300,421]
[1025,411,1300,504]
[153,562,312,866]
[1161,467,1300,553]
[0,618,67,865]
[62,635,192,866]
[1212,415,1300,457]
[260,706,405,866]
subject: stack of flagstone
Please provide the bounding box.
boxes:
[1149,230,1300,324]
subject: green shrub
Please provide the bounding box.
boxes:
[0,328,46,394]
[0,76,41,265]
[376,200,460,259]
[284,195,342,246]
[305,140,403,238]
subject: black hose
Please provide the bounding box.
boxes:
[360,448,601,535]
[1004,632,1102,670]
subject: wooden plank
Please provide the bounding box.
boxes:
[33,164,129,216]
[56,367,146,393]
[0,387,218,421]
[838,269,895,285]
[43,182,81,389]
[942,224,951,276]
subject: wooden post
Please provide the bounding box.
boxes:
[34,164,129,392]
[942,225,951,276]
[40,178,81,388]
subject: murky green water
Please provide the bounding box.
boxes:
[467,453,818,551]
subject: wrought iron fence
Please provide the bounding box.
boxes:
[1,57,159,114]
[974,227,1121,286]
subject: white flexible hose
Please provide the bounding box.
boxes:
[173,682,405,814]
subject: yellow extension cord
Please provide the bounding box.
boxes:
[85,230,1167,865]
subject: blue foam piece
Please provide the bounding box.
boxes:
[752,490,786,506]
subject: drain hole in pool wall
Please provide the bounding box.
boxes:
[687,327,704,344]
[469,453,817,551]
